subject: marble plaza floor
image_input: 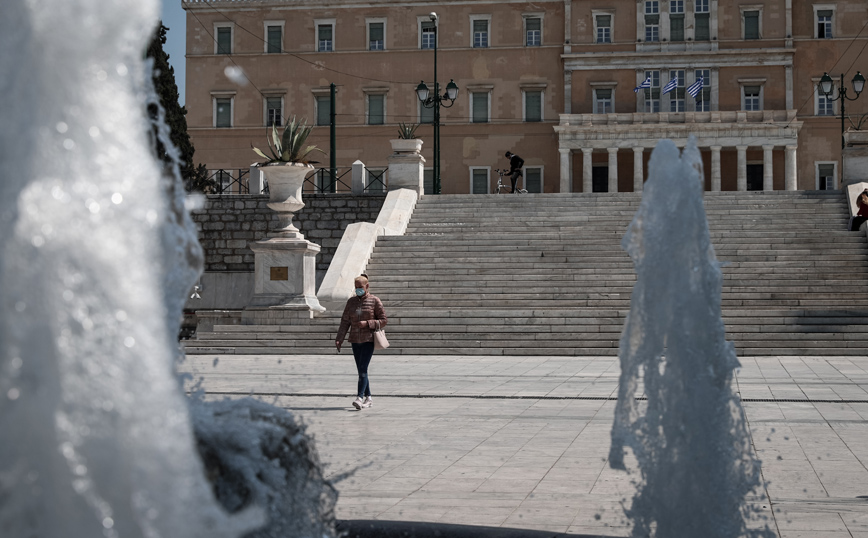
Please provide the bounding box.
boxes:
[180,354,868,537]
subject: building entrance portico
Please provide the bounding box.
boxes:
[555,110,802,192]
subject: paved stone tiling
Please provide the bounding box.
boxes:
[182,353,868,537]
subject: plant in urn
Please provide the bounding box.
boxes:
[252,116,323,239]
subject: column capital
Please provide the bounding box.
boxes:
[559,148,571,154]
[709,145,722,151]
[736,145,748,151]
[607,147,619,154]
[581,147,593,155]
[632,146,644,153]
[785,144,798,151]
[762,144,775,150]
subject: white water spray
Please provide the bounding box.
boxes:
[610,138,773,537]
[0,1,335,537]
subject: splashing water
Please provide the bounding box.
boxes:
[610,138,773,538]
[0,1,336,537]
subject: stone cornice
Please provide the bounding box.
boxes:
[563,48,794,70]
[183,0,561,10]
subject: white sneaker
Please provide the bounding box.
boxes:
[362,396,373,408]
[352,397,364,410]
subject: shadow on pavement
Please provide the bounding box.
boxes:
[336,519,614,538]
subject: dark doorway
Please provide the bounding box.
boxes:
[747,164,763,191]
[592,166,608,192]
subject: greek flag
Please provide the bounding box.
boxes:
[662,75,679,95]
[687,76,704,98]
[634,76,652,93]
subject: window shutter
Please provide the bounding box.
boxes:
[472,92,488,123]
[525,91,542,122]
[744,12,759,39]
[368,95,384,125]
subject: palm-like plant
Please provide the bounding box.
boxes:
[252,116,323,164]
[397,122,419,140]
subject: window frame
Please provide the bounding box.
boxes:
[593,11,614,44]
[366,92,386,125]
[813,5,835,39]
[212,93,235,128]
[264,21,284,53]
[693,69,712,112]
[470,15,491,48]
[419,101,434,124]
[315,19,336,52]
[813,77,836,116]
[367,18,386,51]
[214,22,233,54]
[314,94,332,126]
[470,90,491,123]
[740,82,764,111]
[815,161,837,190]
[524,166,544,193]
[469,166,491,194]
[669,0,685,41]
[643,70,661,112]
[668,69,686,112]
[522,88,544,122]
[419,17,437,50]
[592,84,616,114]
[741,7,762,40]
[263,94,285,127]
[524,14,543,47]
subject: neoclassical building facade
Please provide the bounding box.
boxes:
[183,0,867,194]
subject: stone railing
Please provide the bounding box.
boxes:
[559,110,798,126]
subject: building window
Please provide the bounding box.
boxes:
[817,162,836,190]
[317,23,334,51]
[525,167,543,193]
[368,21,385,50]
[524,90,542,122]
[472,18,489,48]
[645,1,660,42]
[470,168,489,194]
[668,70,685,112]
[424,168,434,194]
[367,168,387,193]
[595,14,612,43]
[215,97,232,127]
[594,88,613,114]
[816,9,833,38]
[471,92,489,123]
[316,95,331,125]
[695,0,710,41]
[525,16,541,46]
[420,102,434,124]
[216,25,232,54]
[367,94,385,125]
[694,69,711,111]
[421,20,436,49]
[265,97,282,126]
[644,70,660,112]
[816,81,835,115]
[743,10,760,40]
[742,85,762,111]
[670,0,684,41]
[266,25,282,53]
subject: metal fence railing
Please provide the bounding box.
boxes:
[191,169,250,195]
[198,166,390,196]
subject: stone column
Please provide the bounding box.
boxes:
[559,148,571,193]
[710,146,722,191]
[582,148,593,193]
[785,145,798,190]
[607,147,618,193]
[762,145,774,191]
[737,145,748,191]
[632,147,644,192]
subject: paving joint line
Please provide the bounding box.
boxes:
[197,391,868,403]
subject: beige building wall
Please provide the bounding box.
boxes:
[184,0,868,194]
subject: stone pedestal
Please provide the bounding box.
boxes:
[245,162,325,321]
[844,131,868,186]
[245,237,325,319]
[388,139,425,195]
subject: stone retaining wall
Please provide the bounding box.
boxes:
[190,194,386,285]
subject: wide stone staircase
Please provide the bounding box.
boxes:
[187,190,868,356]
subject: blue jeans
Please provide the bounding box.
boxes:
[351,342,374,398]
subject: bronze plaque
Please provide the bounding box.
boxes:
[270,267,289,281]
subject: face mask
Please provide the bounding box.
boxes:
[355,288,365,297]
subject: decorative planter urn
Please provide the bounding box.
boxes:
[390,139,424,154]
[260,162,313,239]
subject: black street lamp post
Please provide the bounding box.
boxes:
[819,71,865,150]
[416,12,458,195]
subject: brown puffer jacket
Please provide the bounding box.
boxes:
[336,293,388,344]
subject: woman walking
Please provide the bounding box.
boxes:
[335,275,388,410]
